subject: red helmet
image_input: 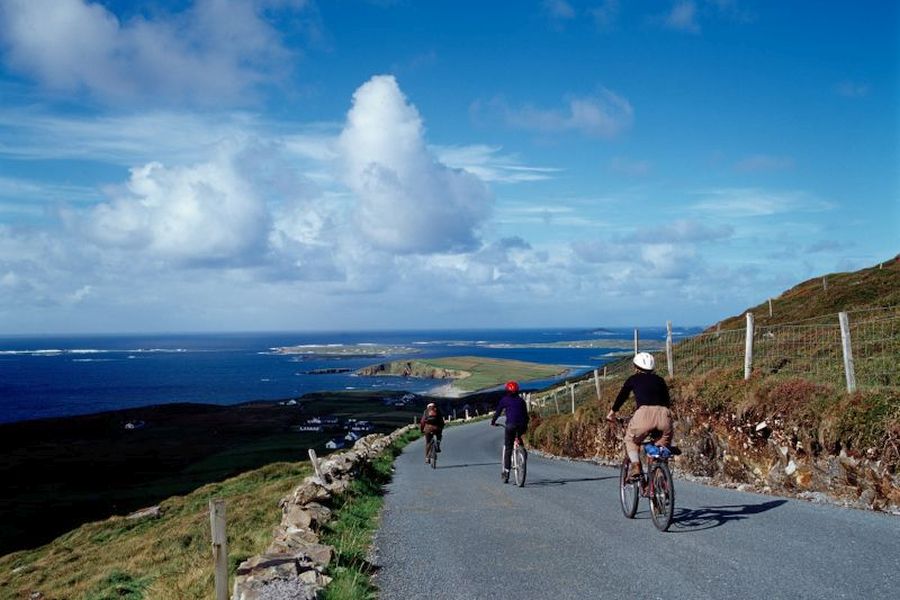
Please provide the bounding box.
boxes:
[505,380,519,393]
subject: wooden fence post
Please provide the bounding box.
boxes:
[822,276,828,291]
[633,328,639,355]
[838,311,857,393]
[308,448,324,482]
[593,369,601,402]
[553,391,560,414]
[209,499,228,600]
[716,323,721,338]
[665,320,674,379]
[744,312,754,380]
[569,382,575,414]
[768,298,773,318]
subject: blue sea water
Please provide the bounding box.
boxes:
[0,327,698,424]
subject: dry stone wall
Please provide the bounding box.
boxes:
[233,425,415,600]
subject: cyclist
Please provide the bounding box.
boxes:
[491,380,529,483]
[605,352,673,479]
[420,402,445,464]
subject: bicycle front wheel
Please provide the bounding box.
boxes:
[649,462,675,531]
[514,446,527,487]
[429,443,437,469]
[619,459,639,518]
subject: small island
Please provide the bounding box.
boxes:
[356,355,570,395]
[272,344,419,358]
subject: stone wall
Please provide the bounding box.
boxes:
[232,425,415,600]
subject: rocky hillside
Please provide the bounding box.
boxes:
[528,256,900,513]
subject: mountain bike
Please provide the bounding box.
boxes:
[498,426,527,487]
[620,441,677,531]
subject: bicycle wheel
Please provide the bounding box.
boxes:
[619,459,639,518]
[649,462,675,531]
[514,446,527,487]
[429,441,437,469]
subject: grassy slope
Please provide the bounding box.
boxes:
[0,461,310,600]
[530,257,900,474]
[0,428,423,600]
[0,393,420,556]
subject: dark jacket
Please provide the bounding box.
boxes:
[420,407,445,432]
[491,393,529,428]
[612,371,671,412]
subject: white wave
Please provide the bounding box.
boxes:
[72,358,117,362]
[0,347,191,356]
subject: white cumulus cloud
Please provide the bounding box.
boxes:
[338,75,492,254]
[0,0,303,105]
[85,145,271,265]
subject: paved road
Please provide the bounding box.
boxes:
[372,420,898,599]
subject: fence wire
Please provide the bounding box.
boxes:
[528,306,900,415]
[851,312,900,388]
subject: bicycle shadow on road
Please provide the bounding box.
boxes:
[667,499,788,532]
[528,476,616,487]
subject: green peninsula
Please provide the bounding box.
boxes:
[356,355,569,393]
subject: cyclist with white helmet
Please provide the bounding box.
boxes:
[606,352,673,479]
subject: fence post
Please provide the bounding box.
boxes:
[553,391,560,414]
[822,276,828,291]
[838,311,857,393]
[603,365,607,377]
[633,328,639,354]
[665,320,674,378]
[569,382,575,414]
[209,499,228,600]
[593,369,601,402]
[768,298,773,318]
[716,323,721,338]
[744,312,754,380]
[308,448,324,482]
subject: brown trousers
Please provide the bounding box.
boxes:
[625,405,673,455]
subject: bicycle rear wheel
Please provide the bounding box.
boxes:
[619,459,639,518]
[649,462,675,531]
[429,442,437,469]
[514,446,527,487]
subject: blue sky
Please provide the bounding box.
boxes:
[0,0,897,334]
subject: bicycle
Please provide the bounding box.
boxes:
[619,440,677,531]
[496,421,527,487]
[425,434,440,469]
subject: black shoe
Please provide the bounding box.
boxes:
[502,470,510,483]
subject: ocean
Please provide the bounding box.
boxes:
[0,327,699,424]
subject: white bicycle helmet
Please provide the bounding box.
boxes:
[633,352,655,371]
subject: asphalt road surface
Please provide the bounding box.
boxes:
[372,419,898,599]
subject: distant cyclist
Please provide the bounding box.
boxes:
[491,380,529,482]
[420,402,445,464]
[606,352,673,479]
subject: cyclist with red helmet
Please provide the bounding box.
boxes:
[491,380,529,483]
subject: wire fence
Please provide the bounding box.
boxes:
[527,305,900,417]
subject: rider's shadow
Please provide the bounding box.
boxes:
[668,499,788,532]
